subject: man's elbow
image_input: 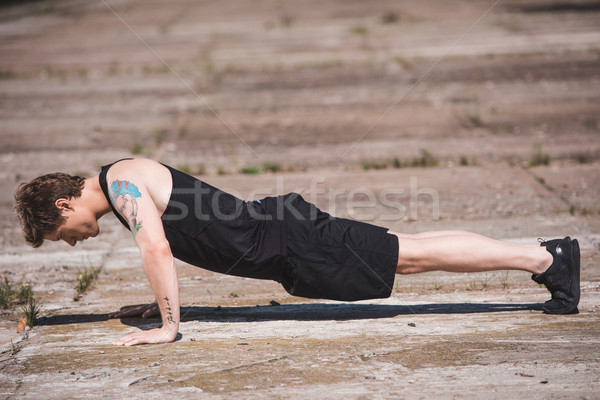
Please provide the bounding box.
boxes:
[142,240,172,259]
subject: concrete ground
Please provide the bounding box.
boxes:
[1,0,599,398]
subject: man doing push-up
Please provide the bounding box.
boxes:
[13,158,580,346]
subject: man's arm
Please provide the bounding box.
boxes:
[107,175,180,346]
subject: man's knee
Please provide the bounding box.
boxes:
[395,264,426,275]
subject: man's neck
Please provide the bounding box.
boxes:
[83,175,112,220]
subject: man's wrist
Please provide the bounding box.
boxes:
[161,323,179,338]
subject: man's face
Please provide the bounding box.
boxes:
[46,205,100,247]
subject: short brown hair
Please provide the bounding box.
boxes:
[14,173,86,248]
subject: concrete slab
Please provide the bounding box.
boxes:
[1,0,598,398]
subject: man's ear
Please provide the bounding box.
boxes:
[55,198,73,212]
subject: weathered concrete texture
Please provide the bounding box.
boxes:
[3,293,600,399]
[1,0,599,398]
[1,179,598,398]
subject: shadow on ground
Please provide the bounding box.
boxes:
[38,302,544,327]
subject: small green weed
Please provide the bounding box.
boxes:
[1,277,14,309]
[0,69,17,79]
[466,280,477,291]
[479,275,489,290]
[1,278,35,308]
[21,297,41,327]
[432,281,442,291]
[350,25,369,36]
[130,143,146,155]
[506,155,518,167]
[76,267,102,295]
[362,150,439,170]
[108,61,120,76]
[178,163,192,175]
[199,49,214,75]
[17,283,33,303]
[410,149,438,168]
[361,160,389,171]
[263,161,283,173]
[195,164,206,175]
[459,155,477,166]
[176,163,205,176]
[529,144,551,167]
[500,271,510,289]
[153,128,167,147]
[156,65,170,74]
[381,11,400,24]
[279,14,293,27]
[394,57,412,69]
[229,292,239,298]
[468,114,484,128]
[535,176,556,193]
[10,339,21,356]
[575,154,589,164]
[580,207,590,216]
[240,166,261,175]
[583,117,597,131]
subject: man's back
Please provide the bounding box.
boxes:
[98,158,288,280]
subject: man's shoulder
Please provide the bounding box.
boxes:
[107,158,162,175]
[106,159,171,188]
[105,159,173,209]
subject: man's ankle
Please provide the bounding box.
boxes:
[533,247,554,276]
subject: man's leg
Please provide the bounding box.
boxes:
[389,230,553,275]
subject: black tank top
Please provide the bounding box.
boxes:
[99,160,287,282]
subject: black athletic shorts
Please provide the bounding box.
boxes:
[278,193,399,301]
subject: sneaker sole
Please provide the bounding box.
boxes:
[542,238,580,315]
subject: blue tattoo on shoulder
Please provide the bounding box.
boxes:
[108,180,143,235]
[109,180,142,201]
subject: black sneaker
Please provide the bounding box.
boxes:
[532,236,580,314]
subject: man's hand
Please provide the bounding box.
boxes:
[108,303,160,319]
[112,327,177,346]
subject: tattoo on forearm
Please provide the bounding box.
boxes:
[163,296,175,324]
[108,180,143,236]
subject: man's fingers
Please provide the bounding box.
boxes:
[141,305,159,319]
[109,303,158,319]
[109,307,138,319]
[109,311,123,318]
[112,332,140,346]
[109,310,134,318]
[108,310,125,318]
[112,332,135,345]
